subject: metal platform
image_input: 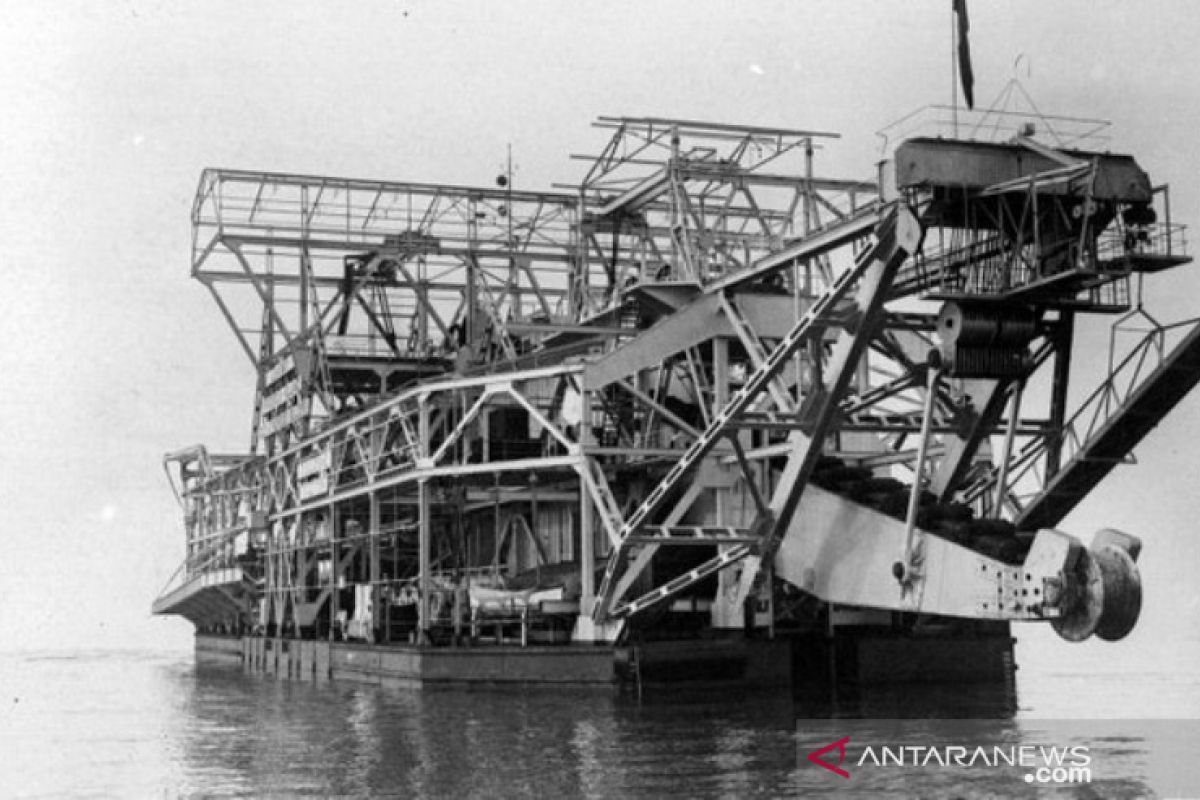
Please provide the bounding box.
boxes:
[152,567,252,627]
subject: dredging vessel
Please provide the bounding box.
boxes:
[153,105,1195,690]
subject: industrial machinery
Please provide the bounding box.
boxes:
[154,107,1196,686]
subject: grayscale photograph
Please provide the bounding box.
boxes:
[2,1,1199,796]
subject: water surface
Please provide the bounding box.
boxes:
[2,637,1198,798]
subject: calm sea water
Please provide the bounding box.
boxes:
[2,633,1199,798]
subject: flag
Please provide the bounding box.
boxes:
[954,0,975,109]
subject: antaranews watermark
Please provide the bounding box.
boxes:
[805,736,1091,785]
[794,719,1200,795]
[855,743,1091,784]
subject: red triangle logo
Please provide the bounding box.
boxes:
[808,736,851,779]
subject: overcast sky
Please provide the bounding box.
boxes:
[2,1,1199,678]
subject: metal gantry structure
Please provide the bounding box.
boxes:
[156,109,1194,652]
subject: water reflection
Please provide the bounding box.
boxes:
[3,651,1192,798]
[163,665,811,798]
[797,678,1019,720]
[164,666,1030,797]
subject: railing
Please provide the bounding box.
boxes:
[154,561,188,603]
[877,105,1111,154]
[184,362,585,538]
[186,520,257,571]
[193,169,579,259]
[904,232,1024,296]
[324,333,450,360]
[1096,222,1189,263]
[963,316,1200,507]
[899,229,1140,310]
[153,530,254,606]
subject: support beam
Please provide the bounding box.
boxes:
[418,478,431,638]
[1045,313,1075,477]
[579,469,595,617]
[593,204,919,621]
[369,490,380,640]
[763,211,916,549]
[929,378,1009,499]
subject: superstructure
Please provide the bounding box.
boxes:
[154,106,1194,687]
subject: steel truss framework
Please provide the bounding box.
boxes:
[157,113,1192,649]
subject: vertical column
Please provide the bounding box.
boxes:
[579,474,594,617]
[803,138,815,236]
[712,336,730,523]
[417,395,432,642]
[328,505,339,642]
[493,483,502,572]
[572,188,586,317]
[1046,313,1074,478]
[465,197,479,347]
[418,478,431,641]
[416,262,429,353]
[369,490,380,642]
[578,387,595,616]
[264,522,276,636]
[480,406,490,464]
[299,185,310,334]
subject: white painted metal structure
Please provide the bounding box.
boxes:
[156,111,1193,651]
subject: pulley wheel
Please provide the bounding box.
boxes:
[1093,528,1142,562]
[1093,544,1142,642]
[1051,548,1103,643]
